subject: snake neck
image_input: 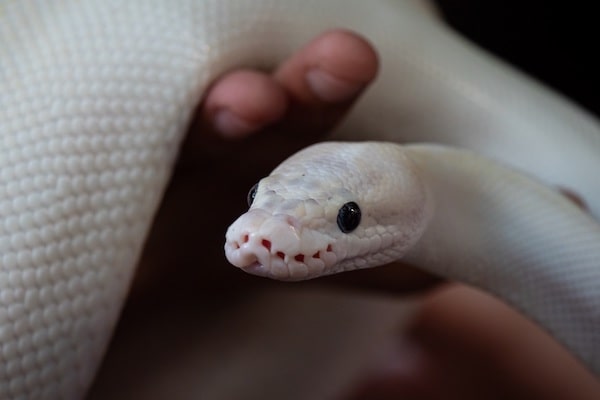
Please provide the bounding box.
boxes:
[402,144,600,375]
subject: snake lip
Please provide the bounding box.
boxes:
[241,261,264,273]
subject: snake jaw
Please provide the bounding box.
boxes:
[224,209,338,280]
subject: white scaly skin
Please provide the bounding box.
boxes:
[225,141,600,374]
[1,0,600,397]
[225,142,432,280]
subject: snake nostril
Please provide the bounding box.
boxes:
[294,254,304,262]
[276,251,285,260]
[326,244,332,252]
[242,234,249,243]
[233,241,240,249]
[261,239,272,251]
[312,251,320,259]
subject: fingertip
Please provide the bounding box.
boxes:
[305,68,365,103]
[276,29,379,104]
[203,70,288,138]
[311,29,379,87]
[212,109,259,139]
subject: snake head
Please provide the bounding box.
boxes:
[224,141,431,281]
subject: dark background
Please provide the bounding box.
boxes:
[437,0,599,116]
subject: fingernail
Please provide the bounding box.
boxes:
[306,68,364,102]
[213,109,256,138]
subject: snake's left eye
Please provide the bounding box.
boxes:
[247,183,258,207]
[337,201,361,233]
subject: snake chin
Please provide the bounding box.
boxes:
[242,261,263,273]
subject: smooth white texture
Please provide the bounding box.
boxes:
[1,0,600,398]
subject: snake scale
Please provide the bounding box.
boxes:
[2,0,600,398]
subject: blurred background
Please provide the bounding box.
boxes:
[438,0,599,115]
[87,2,600,399]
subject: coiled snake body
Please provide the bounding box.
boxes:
[1,0,600,398]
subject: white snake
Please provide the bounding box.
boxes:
[1,0,599,398]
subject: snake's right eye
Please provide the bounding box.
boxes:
[247,183,259,207]
[337,201,361,233]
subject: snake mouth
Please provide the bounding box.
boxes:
[225,235,338,281]
[224,209,339,280]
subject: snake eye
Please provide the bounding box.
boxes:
[247,183,259,207]
[337,201,361,233]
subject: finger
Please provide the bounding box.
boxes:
[409,284,600,399]
[345,284,600,399]
[201,70,288,139]
[273,28,378,134]
[201,29,378,140]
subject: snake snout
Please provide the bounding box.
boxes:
[224,211,335,280]
[224,211,300,277]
